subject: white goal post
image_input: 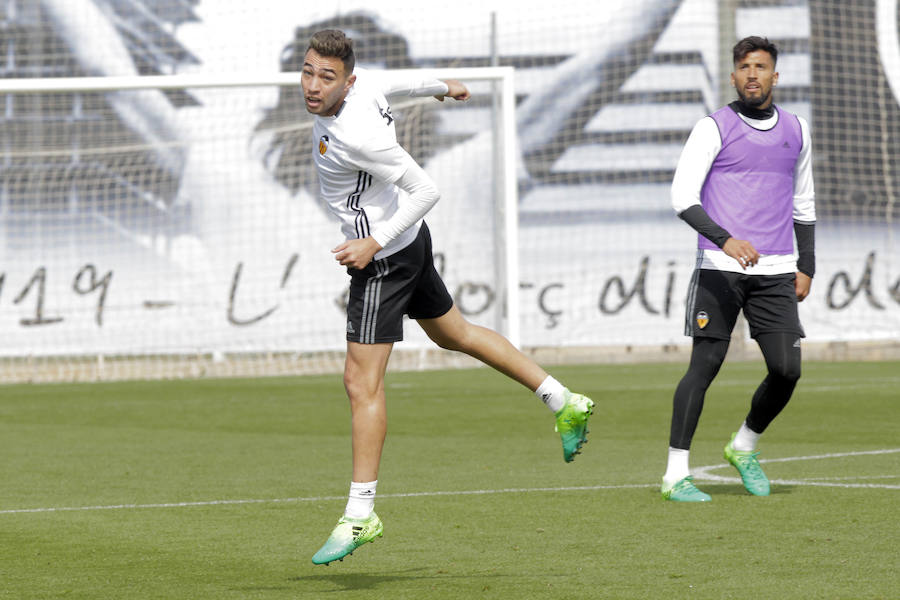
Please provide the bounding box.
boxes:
[0,67,519,382]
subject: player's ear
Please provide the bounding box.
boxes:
[346,74,357,90]
[772,72,779,87]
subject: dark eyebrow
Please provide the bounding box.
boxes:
[302,61,338,76]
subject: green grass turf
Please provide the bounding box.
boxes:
[0,360,897,599]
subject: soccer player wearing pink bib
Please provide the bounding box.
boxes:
[661,36,816,502]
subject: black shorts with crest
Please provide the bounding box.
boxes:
[683,269,804,340]
[346,222,453,344]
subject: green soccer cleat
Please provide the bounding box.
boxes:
[311,512,383,565]
[661,476,711,502]
[554,391,594,462]
[724,433,770,496]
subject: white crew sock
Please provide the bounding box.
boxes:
[535,375,567,413]
[663,448,691,487]
[344,480,377,519]
[732,422,761,452]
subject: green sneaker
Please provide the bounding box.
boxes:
[311,512,383,565]
[661,476,711,502]
[554,391,594,462]
[724,433,770,496]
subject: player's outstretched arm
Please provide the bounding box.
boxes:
[435,79,470,102]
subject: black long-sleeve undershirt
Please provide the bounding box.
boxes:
[678,205,732,248]
[794,221,815,277]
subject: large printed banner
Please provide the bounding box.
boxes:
[1,208,896,356]
[0,0,898,356]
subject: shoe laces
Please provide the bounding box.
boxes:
[675,476,697,492]
[734,451,765,479]
[734,450,759,464]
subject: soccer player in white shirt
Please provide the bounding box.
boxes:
[304,29,595,566]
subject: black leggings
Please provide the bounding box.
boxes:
[668,332,801,450]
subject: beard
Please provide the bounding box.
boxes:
[736,87,771,107]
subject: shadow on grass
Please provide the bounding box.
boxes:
[291,568,429,591]
[292,568,534,592]
[701,483,796,496]
[227,572,427,594]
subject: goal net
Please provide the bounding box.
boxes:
[0,69,518,382]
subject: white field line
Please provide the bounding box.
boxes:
[765,480,900,489]
[693,448,900,489]
[2,449,898,515]
[800,475,900,481]
[545,378,900,394]
[759,448,900,463]
[0,484,656,515]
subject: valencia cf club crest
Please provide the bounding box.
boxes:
[318,135,329,156]
[695,310,709,329]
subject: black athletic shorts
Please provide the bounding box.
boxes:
[683,269,804,340]
[346,222,454,344]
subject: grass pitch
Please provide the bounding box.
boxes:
[0,360,897,599]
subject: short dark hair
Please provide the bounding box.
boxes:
[307,29,355,74]
[732,36,778,66]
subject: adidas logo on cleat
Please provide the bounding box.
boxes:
[312,512,384,565]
